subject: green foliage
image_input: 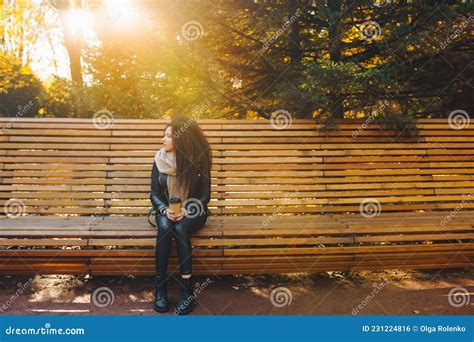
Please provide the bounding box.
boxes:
[39,77,78,118]
[0,52,42,117]
[374,110,420,139]
[0,0,472,130]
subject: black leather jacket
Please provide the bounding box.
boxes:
[150,162,211,217]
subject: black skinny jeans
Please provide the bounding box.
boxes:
[155,212,207,277]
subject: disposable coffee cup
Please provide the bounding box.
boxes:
[168,197,181,215]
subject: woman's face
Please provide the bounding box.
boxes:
[162,126,174,152]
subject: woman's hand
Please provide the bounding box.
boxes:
[165,208,184,222]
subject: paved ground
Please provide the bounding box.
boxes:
[0,269,472,315]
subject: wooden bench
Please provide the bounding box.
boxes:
[0,118,473,275]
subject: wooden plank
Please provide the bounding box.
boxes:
[0,249,223,257]
[0,239,88,246]
[223,243,474,256]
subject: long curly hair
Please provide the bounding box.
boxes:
[165,115,212,200]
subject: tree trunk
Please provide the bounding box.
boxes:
[56,1,83,85]
[53,0,84,116]
[327,0,345,119]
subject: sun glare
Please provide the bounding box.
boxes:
[65,9,90,36]
[102,0,140,27]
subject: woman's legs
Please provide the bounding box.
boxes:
[155,215,175,276]
[173,214,207,315]
[154,215,175,312]
[155,213,207,276]
[173,214,207,276]
[155,213,207,315]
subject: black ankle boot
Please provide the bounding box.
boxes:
[154,275,169,313]
[175,277,195,315]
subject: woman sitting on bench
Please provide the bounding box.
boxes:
[150,115,212,315]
